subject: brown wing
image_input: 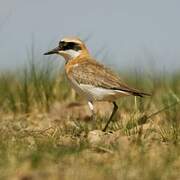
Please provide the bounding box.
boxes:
[69,57,149,97]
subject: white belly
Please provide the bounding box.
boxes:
[67,76,129,101]
[79,84,129,101]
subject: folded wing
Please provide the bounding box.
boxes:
[69,58,150,97]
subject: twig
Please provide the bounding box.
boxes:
[96,146,114,154]
[147,101,180,120]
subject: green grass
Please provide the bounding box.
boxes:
[0,58,179,179]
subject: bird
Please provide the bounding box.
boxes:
[44,37,150,131]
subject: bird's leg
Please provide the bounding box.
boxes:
[103,102,118,132]
[88,101,95,121]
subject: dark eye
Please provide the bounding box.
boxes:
[67,42,81,51]
[59,41,81,51]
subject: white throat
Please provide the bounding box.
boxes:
[60,50,81,61]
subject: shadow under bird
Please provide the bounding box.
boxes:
[44,37,150,131]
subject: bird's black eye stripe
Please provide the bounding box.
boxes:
[59,41,81,51]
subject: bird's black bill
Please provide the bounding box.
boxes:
[43,46,60,55]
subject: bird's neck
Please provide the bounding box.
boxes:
[62,49,90,61]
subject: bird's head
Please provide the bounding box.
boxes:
[44,37,89,61]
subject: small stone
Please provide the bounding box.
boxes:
[87,130,105,146]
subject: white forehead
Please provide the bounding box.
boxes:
[60,37,83,44]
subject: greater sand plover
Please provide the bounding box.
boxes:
[44,37,150,131]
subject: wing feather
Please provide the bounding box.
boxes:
[68,58,149,97]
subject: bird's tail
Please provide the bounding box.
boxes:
[112,87,151,97]
[131,91,151,97]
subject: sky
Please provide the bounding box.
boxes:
[0,0,180,72]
